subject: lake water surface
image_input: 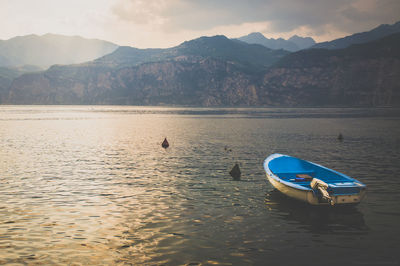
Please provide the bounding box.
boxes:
[0,106,399,265]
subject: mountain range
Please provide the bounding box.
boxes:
[1,21,400,107]
[237,33,315,51]
[5,36,289,105]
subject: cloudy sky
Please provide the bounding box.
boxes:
[0,0,399,48]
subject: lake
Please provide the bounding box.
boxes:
[0,106,399,265]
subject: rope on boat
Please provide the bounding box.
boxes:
[311,178,334,205]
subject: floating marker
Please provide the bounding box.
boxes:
[162,138,169,148]
[229,163,241,181]
[338,133,343,141]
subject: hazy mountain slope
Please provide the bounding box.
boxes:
[93,46,168,68]
[0,67,22,102]
[0,66,43,88]
[312,21,400,49]
[0,34,118,68]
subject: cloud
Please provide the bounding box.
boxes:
[112,0,400,37]
[1,0,399,48]
[111,0,169,25]
[0,0,113,40]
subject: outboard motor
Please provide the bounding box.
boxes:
[311,178,334,205]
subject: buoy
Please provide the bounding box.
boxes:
[162,138,169,148]
[338,133,343,141]
[229,163,241,181]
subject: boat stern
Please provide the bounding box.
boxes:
[328,182,367,205]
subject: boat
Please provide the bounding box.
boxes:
[263,154,367,206]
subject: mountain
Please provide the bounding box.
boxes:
[259,33,400,106]
[5,35,288,105]
[237,32,315,51]
[312,21,400,49]
[174,36,288,70]
[0,33,118,68]
[288,35,316,50]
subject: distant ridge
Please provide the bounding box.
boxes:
[236,32,315,51]
[288,35,316,50]
[312,21,400,49]
[0,33,118,68]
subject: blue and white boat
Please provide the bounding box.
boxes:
[263,154,367,206]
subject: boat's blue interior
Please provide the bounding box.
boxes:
[268,156,350,188]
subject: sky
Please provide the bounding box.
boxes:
[0,0,399,48]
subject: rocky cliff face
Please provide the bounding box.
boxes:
[259,58,400,106]
[7,56,261,106]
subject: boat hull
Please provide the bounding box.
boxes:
[264,154,367,206]
[266,173,318,204]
